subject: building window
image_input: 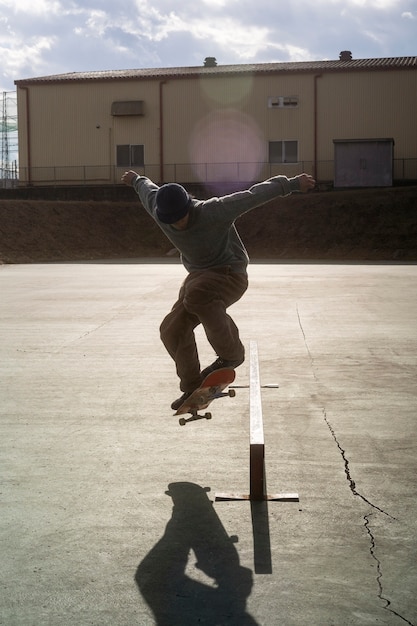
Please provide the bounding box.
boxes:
[269,141,298,164]
[268,96,298,108]
[116,144,144,167]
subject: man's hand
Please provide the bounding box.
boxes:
[121,170,139,186]
[297,173,316,193]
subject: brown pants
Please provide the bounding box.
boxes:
[159,267,248,392]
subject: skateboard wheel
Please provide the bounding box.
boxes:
[205,412,212,420]
[179,418,186,426]
[229,389,236,397]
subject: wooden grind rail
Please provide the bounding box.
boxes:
[216,341,299,502]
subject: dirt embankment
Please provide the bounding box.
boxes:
[0,186,416,264]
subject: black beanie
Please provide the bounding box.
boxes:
[156,183,191,224]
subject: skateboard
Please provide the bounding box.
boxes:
[175,368,236,426]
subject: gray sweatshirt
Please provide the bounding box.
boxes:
[132,175,301,275]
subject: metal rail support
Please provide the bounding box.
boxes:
[215,341,299,502]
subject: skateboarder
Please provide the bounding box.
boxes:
[122,170,315,409]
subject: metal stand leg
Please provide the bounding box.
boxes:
[215,341,299,502]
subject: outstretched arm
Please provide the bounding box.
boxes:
[212,172,316,222]
[121,170,160,218]
[295,173,316,193]
[121,170,140,186]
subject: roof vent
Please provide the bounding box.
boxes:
[204,57,217,67]
[339,51,353,61]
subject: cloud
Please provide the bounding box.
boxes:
[0,0,62,15]
[0,0,415,93]
[0,33,56,83]
[318,0,405,6]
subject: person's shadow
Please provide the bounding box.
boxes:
[135,482,259,625]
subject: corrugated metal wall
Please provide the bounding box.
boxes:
[16,65,417,185]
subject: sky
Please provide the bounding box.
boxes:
[0,0,416,95]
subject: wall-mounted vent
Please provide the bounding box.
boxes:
[111,101,144,116]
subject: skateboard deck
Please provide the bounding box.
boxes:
[175,368,236,426]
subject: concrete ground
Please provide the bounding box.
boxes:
[1,261,416,626]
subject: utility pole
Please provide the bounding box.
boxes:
[1,92,9,178]
[1,91,18,187]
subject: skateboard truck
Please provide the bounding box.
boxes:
[178,410,212,426]
[175,371,236,426]
[178,387,236,425]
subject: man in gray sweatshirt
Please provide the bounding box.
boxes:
[122,170,315,410]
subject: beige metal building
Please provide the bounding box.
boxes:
[14,54,417,187]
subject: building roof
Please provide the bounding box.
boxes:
[15,56,417,86]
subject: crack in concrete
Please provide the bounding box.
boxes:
[322,409,395,519]
[323,398,415,626]
[296,304,395,516]
[364,513,415,626]
[296,305,415,625]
